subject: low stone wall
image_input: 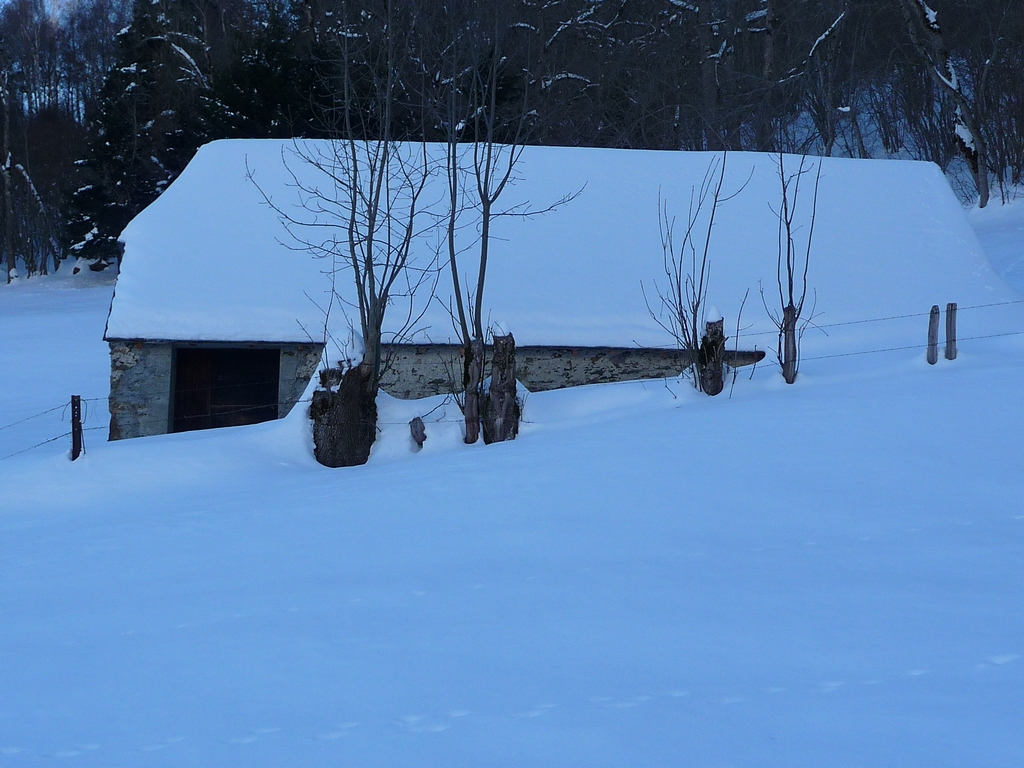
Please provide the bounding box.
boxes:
[378,344,764,399]
[108,340,763,439]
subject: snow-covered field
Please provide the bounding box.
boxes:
[2,198,1024,766]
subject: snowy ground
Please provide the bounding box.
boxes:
[1,200,1023,766]
[970,197,1024,295]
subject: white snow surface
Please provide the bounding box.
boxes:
[969,195,1024,295]
[107,140,1012,356]
[2,184,1024,767]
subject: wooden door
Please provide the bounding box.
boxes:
[173,348,280,433]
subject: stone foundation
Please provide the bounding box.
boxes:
[108,340,764,439]
[377,344,764,399]
[108,341,174,440]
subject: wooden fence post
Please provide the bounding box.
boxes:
[945,302,957,360]
[927,305,939,365]
[70,395,83,460]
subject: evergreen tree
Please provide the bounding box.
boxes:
[65,0,215,267]
[209,0,320,139]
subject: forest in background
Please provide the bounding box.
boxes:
[1,0,1021,281]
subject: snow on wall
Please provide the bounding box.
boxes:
[106,139,1017,353]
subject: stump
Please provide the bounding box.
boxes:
[698,318,726,396]
[409,416,426,449]
[310,363,377,467]
[483,333,519,444]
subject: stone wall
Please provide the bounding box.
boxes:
[108,341,174,440]
[108,340,763,439]
[108,341,324,440]
[378,344,764,399]
[279,345,324,417]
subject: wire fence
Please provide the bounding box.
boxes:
[0,432,72,461]
[739,298,1024,339]
[0,403,69,433]
[800,329,1024,362]
[2,298,1023,463]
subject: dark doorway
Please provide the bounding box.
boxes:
[173,348,280,433]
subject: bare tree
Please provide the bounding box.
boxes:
[430,5,564,443]
[262,0,439,466]
[644,153,747,395]
[762,153,820,384]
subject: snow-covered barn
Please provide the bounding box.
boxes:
[104,139,1000,440]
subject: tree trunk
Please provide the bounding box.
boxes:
[1,72,15,284]
[782,303,798,384]
[762,0,776,81]
[463,337,484,444]
[754,0,778,151]
[698,318,726,396]
[850,104,870,159]
[698,0,722,151]
[899,0,990,207]
[310,362,377,467]
[483,333,518,444]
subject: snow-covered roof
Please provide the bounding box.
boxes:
[106,139,1014,352]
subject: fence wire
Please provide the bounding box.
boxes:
[740,298,1024,339]
[3,299,1024,461]
[0,432,72,462]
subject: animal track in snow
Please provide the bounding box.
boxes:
[397,715,448,733]
[517,703,556,718]
[614,696,651,708]
[989,654,1020,665]
[318,724,357,740]
[590,695,651,709]
[141,737,184,752]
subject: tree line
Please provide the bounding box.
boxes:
[1,0,1021,283]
